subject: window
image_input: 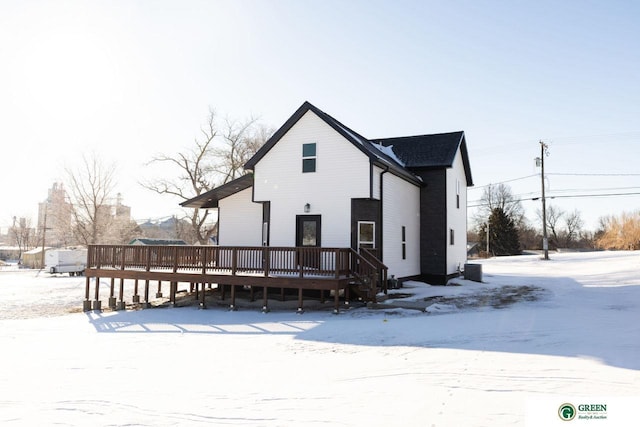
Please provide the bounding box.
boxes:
[401,226,406,260]
[358,221,375,250]
[450,228,455,245]
[302,143,316,173]
[456,179,460,209]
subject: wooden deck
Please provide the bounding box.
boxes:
[84,245,387,313]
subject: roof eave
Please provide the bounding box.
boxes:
[180,174,254,209]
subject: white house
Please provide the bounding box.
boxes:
[183,101,473,285]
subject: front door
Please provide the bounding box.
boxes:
[296,215,321,268]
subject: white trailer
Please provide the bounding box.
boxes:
[45,249,88,276]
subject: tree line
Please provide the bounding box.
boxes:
[470,183,640,256]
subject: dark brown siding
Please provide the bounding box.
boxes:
[351,199,381,253]
[416,169,448,284]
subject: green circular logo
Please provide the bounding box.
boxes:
[558,403,576,421]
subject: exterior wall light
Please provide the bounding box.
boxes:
[304,203,310,213]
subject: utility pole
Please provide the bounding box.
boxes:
[40,209,47,269]
[486,221,490,255]
[536,141,550,260]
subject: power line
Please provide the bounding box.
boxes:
[471,173,640,193]
[542,192,640,200]
[549,186,640,194]
[468,191,640,208]
[547,172,640,177]
[469,175,539,190]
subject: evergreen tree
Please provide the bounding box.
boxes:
[480,207,521,256]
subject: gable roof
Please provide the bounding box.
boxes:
[373,132,473,186]
[180,173,254,209]
[244,101,422,185]
[183,102,473,210]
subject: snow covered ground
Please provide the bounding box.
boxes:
[0,251,639,426]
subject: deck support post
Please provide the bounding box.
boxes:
[169,281,177,306]
[116,278,126,310]
[132,279,140,303]
[108,277,116,309]
[229,285,237,311]
[118,278,124,304]
[262,286,269,313]
[143,280,150,308]
[156,280,162,298]
[199,283,207,309]
[297,288,304,314]
[333,285,340,315]
[93,276,101,311]
[83,276,91,311]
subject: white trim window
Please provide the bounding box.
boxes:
[302,143,317,173]
[358,221,375,250]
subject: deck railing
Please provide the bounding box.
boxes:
[87,245,385,281]
[85,245,388,312]
[359,247,389,294]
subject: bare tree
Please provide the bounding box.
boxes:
[473,183,525,229]
[9,216,33,258]
[141,108,271,244]
[65,154,117,245]
[537,204,564,249]
[212,117,270,184]
[564,209,584,247]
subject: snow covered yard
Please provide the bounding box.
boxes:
[0,251,639,426]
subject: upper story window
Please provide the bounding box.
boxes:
[302,143,316,173]
[456,179,460,209]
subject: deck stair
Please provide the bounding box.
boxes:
[347,248,388,304]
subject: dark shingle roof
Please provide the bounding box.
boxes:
[374,132,473,186]
[183,102,473,210]
[245,101,422,185]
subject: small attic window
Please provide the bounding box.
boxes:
[302,143,316,173]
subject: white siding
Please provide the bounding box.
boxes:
[218,187,262,246]
[253,110,371,247]
[446,148,468,275]
[381,171,421,278]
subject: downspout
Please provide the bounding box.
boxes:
[379,165,389,261]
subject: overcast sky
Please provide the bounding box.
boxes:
[1,0,639,232]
